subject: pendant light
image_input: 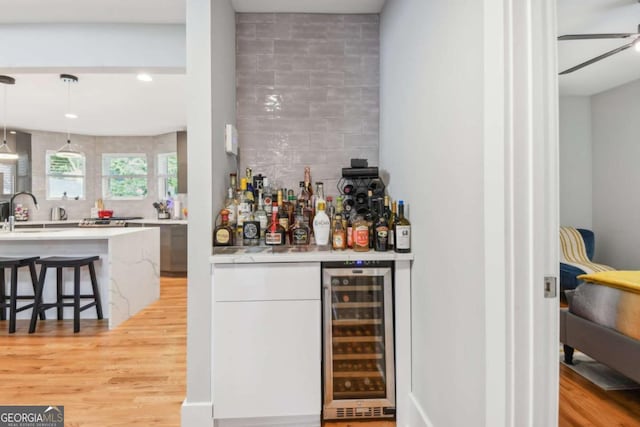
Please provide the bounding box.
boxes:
[0,75,19,161]
[56,74,82,158]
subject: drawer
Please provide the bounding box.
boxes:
[214,262,320,302]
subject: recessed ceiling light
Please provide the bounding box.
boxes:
[137,73,153,82]
[9,130,16,135]
[65,113,78,119]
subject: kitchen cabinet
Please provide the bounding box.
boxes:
[212,262,321,424]
[127,222,187,275]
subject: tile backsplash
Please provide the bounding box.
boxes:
[8,130,179,221]
[236,13,380,196]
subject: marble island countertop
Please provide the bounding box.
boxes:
[10,218,188,226]
[0,227,154,240]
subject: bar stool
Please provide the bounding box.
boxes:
[29,256,104,333]
[0,256,44,333]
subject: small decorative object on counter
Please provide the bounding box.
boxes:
[394,200,411,253]
[13,204,28,221]
[214,209,234,246]
[313,200,331,246]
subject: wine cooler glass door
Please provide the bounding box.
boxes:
[322,265,395,420]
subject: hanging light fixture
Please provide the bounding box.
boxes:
[0,75,19,161]
[56,74,83,158]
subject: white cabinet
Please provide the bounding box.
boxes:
[213,262,321,421]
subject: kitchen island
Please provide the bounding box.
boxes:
[0,227,160,330]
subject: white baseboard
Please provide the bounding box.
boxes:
[214,414,320,427]
[406,393,434,427]
[181,399,214,427]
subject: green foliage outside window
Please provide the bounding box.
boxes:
[102,155,148,199]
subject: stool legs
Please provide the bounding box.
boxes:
[89,262,103,319]
[27,261,45,321]
[9,266,18,333]
[0,271,6,321]
[29,266,47,333]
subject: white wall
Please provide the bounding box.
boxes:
[559,96,592,229]
[592,79,640,268]
[0,24,185,72]
[183,0,236,424]
[380,0,485,425]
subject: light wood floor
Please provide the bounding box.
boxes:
[559,363,640,426]
[4,277,638,426]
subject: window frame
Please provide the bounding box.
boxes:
[101,153,149,200]
[157,151,178,200]
[45,150,86,200]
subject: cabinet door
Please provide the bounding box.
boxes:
[214,300,321,419]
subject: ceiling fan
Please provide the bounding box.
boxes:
[558,25,640,75]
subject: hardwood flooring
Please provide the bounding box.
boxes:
[0,277,186,427]
[559,363,640,426]
[4,276,639,426]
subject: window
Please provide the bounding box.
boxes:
[0,162,15,196]
[102,154,148,199]
[157,152,178,199]
[46,151,86,199]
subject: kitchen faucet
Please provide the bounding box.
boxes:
[8,191,39,231]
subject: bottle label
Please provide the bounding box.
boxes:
[215,229,230,244]
[333,232,345,249]
[265,232,282,245]
[292,228,309,245]
[389,229,395,247]
[354,225,369,247]
[279,218,289,230]
[347,226,353,247]
[243,222,259,239]
[395,225,411,249]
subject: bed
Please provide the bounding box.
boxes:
[560,271,640,384]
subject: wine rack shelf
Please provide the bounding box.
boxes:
[332,353,383,360]
[332,302,382,309]
[333,371,385,378]
[332,319,382,326]
[332,336,382,343]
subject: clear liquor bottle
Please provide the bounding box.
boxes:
[388,200,397,251]
[394,200,411,253]
[254,191,268,241]
[223,187,237,229]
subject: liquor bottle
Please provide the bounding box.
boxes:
[394,200,411,253]
[346,213,354,249]
[332,213,347,250]
[236,179,251,236]
[277,190,289,231]
[364,190,375,249]
[326,195,335,222]
[242,207,260,246]
[229,173,238,191]
[223,187,237,229]
[287,190,297,228]
[352,213,370,252]
[254,191,268,240]
[315,182,325,211]
[263,177,273,215]
[373,199,389,252]
[304,166,313,197]
[291,209,311,245]
[213,209,234,246]
[313,200,331,246]
[265,206,287,246]
[388,200,397,251]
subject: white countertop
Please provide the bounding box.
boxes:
[0,227,154,240]
[11,219,188,226]
[210,246,414,264]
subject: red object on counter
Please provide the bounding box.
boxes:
[98,210,114,219]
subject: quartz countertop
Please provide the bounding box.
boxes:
[11,218,188,226]
[210,246,414,264]
[0,227,154,240]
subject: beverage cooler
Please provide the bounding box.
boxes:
[322,261,395,420]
